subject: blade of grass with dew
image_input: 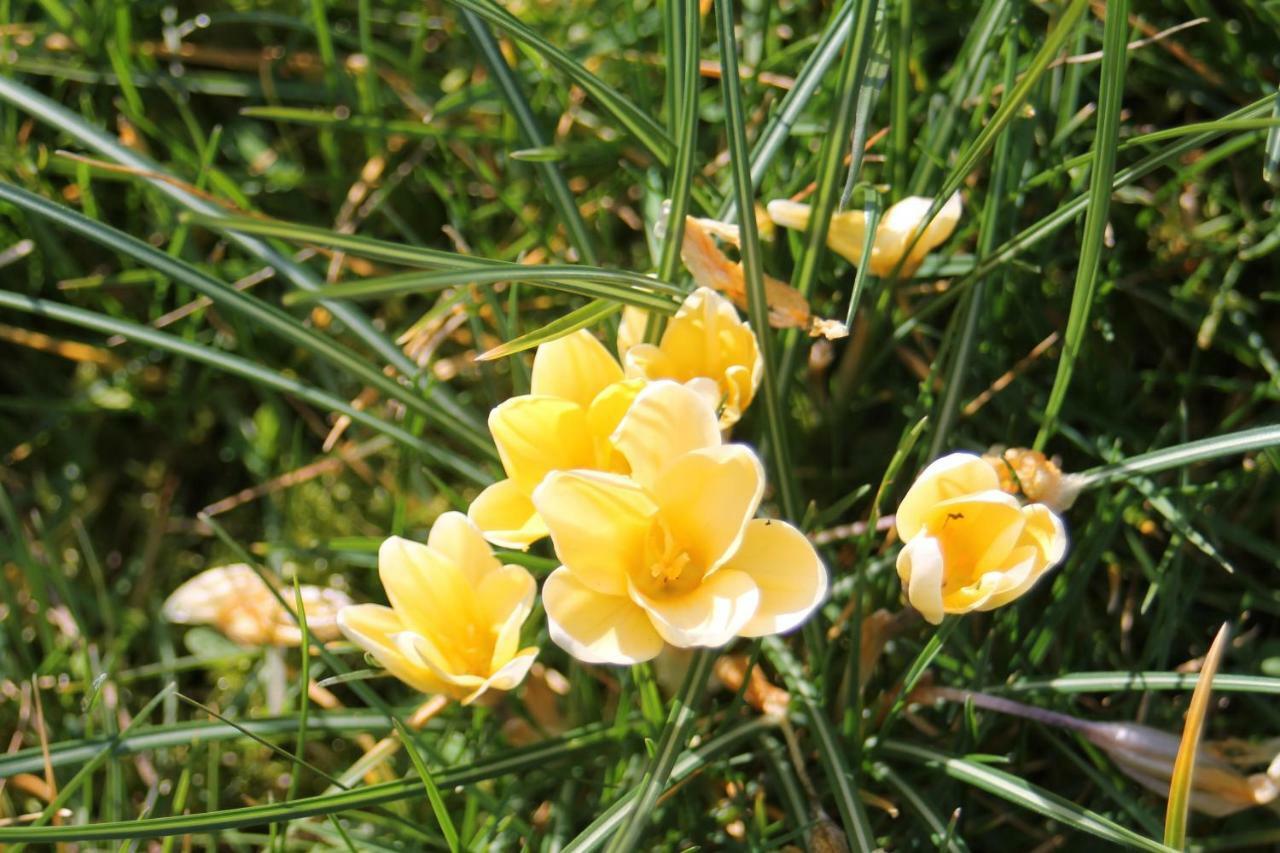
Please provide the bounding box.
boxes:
[0,182,495,460]
[1035,0,1129,449]
[714,0,799,520]
[1164,622,1232,850]
[880,741,1175,852]
[602,648,715,851]
[0,290,489,484]
[1075,424,1280,490]
[0,75,434,384]
[477,299,622,361]
[393,718,460,853]
[460,11,598,266]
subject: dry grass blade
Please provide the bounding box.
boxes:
[1164,622,1231,849]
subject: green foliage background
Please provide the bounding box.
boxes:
[1,0,1279,848]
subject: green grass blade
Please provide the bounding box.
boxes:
[477,299,621,361]
[439,0,674,167]
[881,741,1174,852]
[460,11,598,266]
[1035,0,1129,448]
[714,0,799,520]
[1002,671,1280,696]
[393,718,461,853]
[603,648,715,851]
[655,0,701,284]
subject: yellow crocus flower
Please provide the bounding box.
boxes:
[894,452,1067,624]
[337,512,538,705]
[468,330,645,549]
[618,287,762,429]
[767,193,962,277]
[532,381,828,664]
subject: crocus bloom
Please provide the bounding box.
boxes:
[619,287,763,429]
[337,512,538,704]
[469,330,645,549]
[894,452,1067,624]
[533,381,828,664]
[766,193,962,277]
[163,564,351,646]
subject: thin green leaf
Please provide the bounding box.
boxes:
[477,299,621,361]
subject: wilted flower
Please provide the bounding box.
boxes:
[534,381,828,664]
[620,287,762,429]
[469,330,645,549]
[766,193,962,278]
[983,446,1085,512]
[894,452,1067,624]
[337,512,538,704]
[163,564,350,646]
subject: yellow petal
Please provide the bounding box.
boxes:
[378,536,478,644]
[489,396,596,494]
[723,519,828,637]
[924,491,1026,576]
[874,193,962,277]
[616,305,650,359]
[337,604,450,695]
[530,329,624,410]
[477,563,537,666]
[896,453,1001,540]
[628,568,759,649]
[622,342,675,382]
[427,510,500,585]
[1018,502,1068,565]
[897,534,946,625]
[468,478,549,550]
[651,445,764,572]
[461,648,539,705]
[611,380,721,491]
[585,378,647,469]
[542,567,664,664]
[532,470,658,597]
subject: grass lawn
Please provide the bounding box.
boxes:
[1,0,1279,849]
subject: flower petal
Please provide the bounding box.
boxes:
[629,568,759,649]
[722,519,828,637]
[378,536,478,643]
[427,510,500,584]
[461,648,539,705]
[477,564,537,668]
[489,396,597,495]
[616,305,650,360]
[531,329,624,410]
[651,445,764,572]
[543,568,664,664]
[585,378,647,470]
[468,478,549,550]
[532,470,658,596]
[925,490,1026,576]
[337,605,449,695]
[611,380,721,491]
[896,453,1002,540]
[897,534,946,625]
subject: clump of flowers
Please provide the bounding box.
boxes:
[337,512,538,704]
[894,452,1067,624]
[533,381,828,664]
[163,564,351,646]
[767,193,962,278]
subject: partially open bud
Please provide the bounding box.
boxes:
[163,564,350,646]
[767,193,962,278]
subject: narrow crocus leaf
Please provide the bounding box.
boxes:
[477,300,622,361]
[1165,622,1232,849]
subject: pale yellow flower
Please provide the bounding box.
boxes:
[894,452,1067,624]
[337,512,538,704]
[468,330,645,549]
[618,287,762,429]
[163,564,351,646]
[533,381,828,664]
[766,193,962,277]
